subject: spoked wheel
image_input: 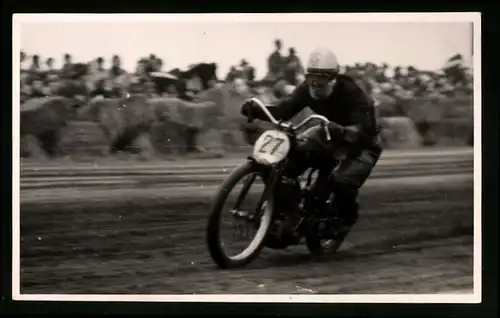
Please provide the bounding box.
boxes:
[206,161,274,269]
[303,170,347,256]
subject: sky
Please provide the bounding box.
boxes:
[16,14,475,79]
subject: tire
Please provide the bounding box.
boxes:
[306,232,345,256]
[305,208,346,256]
[303,175,346,256]
[206,160,275,269]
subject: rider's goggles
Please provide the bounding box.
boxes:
[305,70,338,87]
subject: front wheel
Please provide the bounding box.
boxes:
[206,160,274,269]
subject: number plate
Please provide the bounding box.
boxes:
[252,130,291,165]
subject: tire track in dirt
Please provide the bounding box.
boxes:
[20,177,473,294]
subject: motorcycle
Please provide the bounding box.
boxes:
[206,97,347,269]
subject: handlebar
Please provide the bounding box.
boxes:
[250,97,332,141]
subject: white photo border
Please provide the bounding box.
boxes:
[12,12,482,304]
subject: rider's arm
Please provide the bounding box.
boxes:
[252,82,309,122]
[336,81,379,144]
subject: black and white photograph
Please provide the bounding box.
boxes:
[13,13,480,303]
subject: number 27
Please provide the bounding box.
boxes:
[259,135,285,155]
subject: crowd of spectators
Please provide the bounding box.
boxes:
[19,38,473,107]
[20,51,169,104]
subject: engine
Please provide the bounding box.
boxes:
[264,178,303,249]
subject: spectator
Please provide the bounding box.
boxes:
[18,47,472,107]
[110,55,126,78]
[225,66,237,82]
[240,59,255,82]
[267,39,285,80]
[393,66,403,81]
[20,56,31,88]
[365,62,377,79]
[153,58,163,72]
[21,51,32,73]
[20,51,26,64]
[84,57,106,91]
[135,58,149,77]
[43,58,60,80]
[58,77,89,101]
[283,47,304,86]
[61,53,73,78]
[142,54,162,74]
[442,54,468,87]
[47,80,61,96]
[96,57,106,72]
[29,55,41,73]
[30,77,46,98]
[374,63,389,83]
[90,78,120,99]
[232,77,249,95]
[44,57,54,71]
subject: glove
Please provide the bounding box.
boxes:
[241,98,258,122]
[327,121,345,137]
[329,123,361,143]
[343,126,361,143]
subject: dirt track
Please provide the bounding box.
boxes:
[19,173,474,295]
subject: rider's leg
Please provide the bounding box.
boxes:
[292,124,384,235]
[330,147,382,231]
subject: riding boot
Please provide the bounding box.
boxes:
[330,187,360,238]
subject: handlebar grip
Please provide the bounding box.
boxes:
[246,106,255,123]
[323,124,332,141]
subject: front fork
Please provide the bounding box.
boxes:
[230,159,283,224]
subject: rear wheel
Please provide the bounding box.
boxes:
[304,185,347,256]
[206,161,274,269]
[306,229,346,256]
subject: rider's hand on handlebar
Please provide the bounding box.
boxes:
[241,98,258,123]
[326,122,360,142]
[327,121,345,136]
[342,126,360,143]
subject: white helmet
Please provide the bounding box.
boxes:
[305,47,340,100]
[306,47,339,74]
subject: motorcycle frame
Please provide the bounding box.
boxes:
[244,138,335,245]
[238,97,337,246]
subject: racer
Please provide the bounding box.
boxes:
[241,47,384,240]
